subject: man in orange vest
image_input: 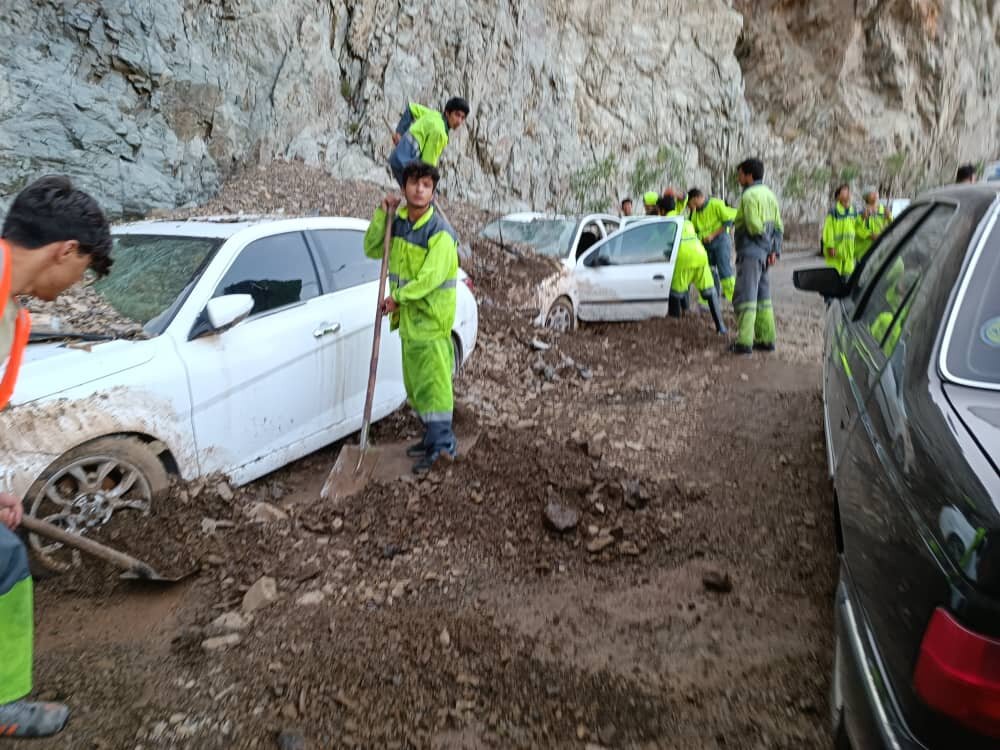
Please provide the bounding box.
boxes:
[0,175,112,738]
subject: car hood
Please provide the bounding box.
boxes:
[10,339,156,405]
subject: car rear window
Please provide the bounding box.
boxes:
[944,211,1000,386]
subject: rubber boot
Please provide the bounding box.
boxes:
[705,291,728,334]
[668,296,683,318]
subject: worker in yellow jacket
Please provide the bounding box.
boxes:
[822,184,859,278]
[389,98,470,187]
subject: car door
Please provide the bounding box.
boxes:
[574,219,680,321]
[307,227,406,433]
[179,231,330,483]
[824,205,931,470]
[833,203,958,737]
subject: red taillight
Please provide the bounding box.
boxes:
[462,277,474,292]
[914,608,1000,737]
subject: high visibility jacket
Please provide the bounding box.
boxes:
[822,203,859,276]
[735,182,784,260]
[395,102,449,167]
[0,240,30,410]
[854,204,892,259]
[364,205,458,342]
[670,220,715,295]
[666,195,688,218]
[690,197,737,243]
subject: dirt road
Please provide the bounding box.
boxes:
[27,173,837,749]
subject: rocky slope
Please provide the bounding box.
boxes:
[0,0,997,227]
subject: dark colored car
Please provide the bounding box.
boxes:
[795,183,1000,749]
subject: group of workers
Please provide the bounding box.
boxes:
[619,158,784,355]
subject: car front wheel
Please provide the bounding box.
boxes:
[544,297,576,332]
[24,436,169,572]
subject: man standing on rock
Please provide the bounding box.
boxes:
[389,98,470,188]
[0,175,113,737]
[731,158,783,356]
[365,162,459,473]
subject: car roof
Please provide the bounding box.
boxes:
[917,183,1000,202]
[114,216,369,239]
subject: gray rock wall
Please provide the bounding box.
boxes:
[0,0,997,225]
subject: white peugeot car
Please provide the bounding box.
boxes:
[0,216,477,566]
[480,213,684,331]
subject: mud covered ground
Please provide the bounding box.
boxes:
[26,163,836,749]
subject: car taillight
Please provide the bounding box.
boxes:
[914,608,1000,737]
[462,277,474,292]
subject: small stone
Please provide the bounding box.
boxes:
[331,517,344,532]
[586,432,607,459]
[390,579,410,599]
[803,511,817,528]
[587,525,599,537]
[216,481,235,501]
[281,702,299,721]
[248,502,288,523]
[530,337,551,351]
[207,611,248,635]
[576,723,588,740]
[587,536,615,553]
[202,633,241,651]
[276,728,306,750]
[169,713,186,725]
[577,366,593,381]
[779,454,789,466]
[703,570,733,593]
[439,628,451,648]
[739,373,749,382]
[296,590,325,606]
[619,541,641,556]
[599,724,618,745]
[503,541,517,558]
[204,554,225,566]
[594,502,606,515]
[243,576,278,613]
[543,501,579,533]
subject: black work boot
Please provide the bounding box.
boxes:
[406,441,428,458]
[753,342,776,352]
[729,342,752,356]
[668,296,683,318]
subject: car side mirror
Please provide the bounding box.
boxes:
[189,294,254,340]
[585,249,611,268]
[793,268,849,298]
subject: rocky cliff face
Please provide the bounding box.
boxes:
[1,0,997,226]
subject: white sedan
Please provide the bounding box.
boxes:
[0,216,477,566]
[480,213,684,331]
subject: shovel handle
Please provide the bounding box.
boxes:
[19,514,160,578]
[359,214,393,452]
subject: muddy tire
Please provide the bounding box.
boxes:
[544,297,576,332]
[23,436,169,574]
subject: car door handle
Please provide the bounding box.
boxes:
[313,322,341,338]
[652,274,665,281]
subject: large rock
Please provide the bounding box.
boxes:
[0,1,997,225]
[242,576,278,614]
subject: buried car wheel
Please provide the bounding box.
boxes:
[544,296,576,332]
[24,436,169,573]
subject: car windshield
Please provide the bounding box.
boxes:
[93,234,221,334]
[480,217,577,258]
[945,216,1000,386]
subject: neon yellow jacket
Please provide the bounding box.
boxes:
[823,203,859,276]
[690,197,737,243]
[666,195,688,218]
[735,183,784,259]
[364,205,458,341]
[405,102,449,167]
[855,204,892,260]
[670,220,714,295]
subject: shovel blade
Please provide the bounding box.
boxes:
[320,445,380,503]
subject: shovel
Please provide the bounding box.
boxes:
[19,514,194,583]
[320,211,394,503]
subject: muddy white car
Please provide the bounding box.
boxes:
[0,216,478,564]
[481,213,684,331]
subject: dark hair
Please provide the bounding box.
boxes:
[687,188,704,202]
[444,97,470,116]
[956,164,976,182]
[657,195,676,214]
[833,183,850,200]
[2,175,112,277]
[620,198,632,208]
[401,161,441,189]
[737,158,764,182]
